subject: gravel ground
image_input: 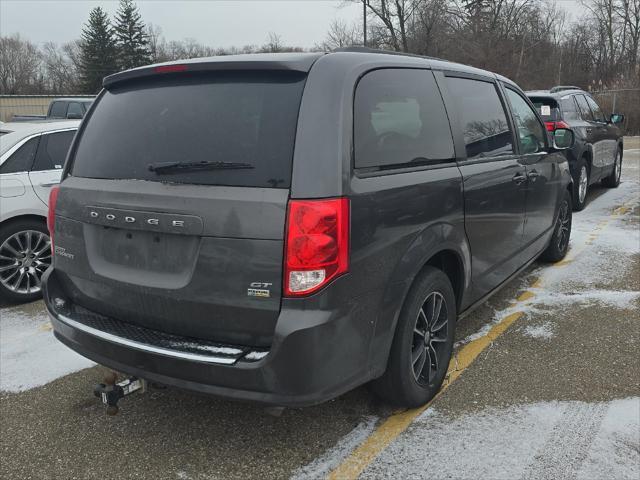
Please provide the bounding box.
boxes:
[1,145,638,480]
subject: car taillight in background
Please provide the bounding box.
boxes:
[284,198,349,296]
[544,120,570,132]
[47,186,60,252]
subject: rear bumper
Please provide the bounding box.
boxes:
[43,268,375,407]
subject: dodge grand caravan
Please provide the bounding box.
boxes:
[43,49,574,408]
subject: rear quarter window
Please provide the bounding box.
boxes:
[0,136,39,174]
[560,96,581,121]
[33,130,75,171]
[354,69,454,170]
[71,72,306,188]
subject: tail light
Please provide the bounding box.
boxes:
[545,120,570,132]
[47,186,60,252]
[284,198,349,296]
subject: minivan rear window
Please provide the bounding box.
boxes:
[71,72,306,188]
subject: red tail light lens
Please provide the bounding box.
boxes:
[284,198,349,296]
[47,186,60,251]
[545,120,570,132]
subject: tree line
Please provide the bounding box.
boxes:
[329,0,639,93]
[331,0,638,131]
[0,0,302,95]
[1,0,637,129]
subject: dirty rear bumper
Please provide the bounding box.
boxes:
[43,268,376,407]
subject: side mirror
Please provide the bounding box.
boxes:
[553,128,575,150]
[610,113,624,125]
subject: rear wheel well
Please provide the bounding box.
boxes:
[423,250,464,312]
[1,214,47,231]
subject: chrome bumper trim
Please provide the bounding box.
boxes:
[55,313,239,365]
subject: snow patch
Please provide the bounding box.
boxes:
[457,180,639,348]
[244,350,268,361]
[291,416,378,480]
[457,289,639,346]
[522,322,555,339]
[361,398,640,480]
[0,305,94,392]
[166,341,243,356]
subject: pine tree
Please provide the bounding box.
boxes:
[113,0,151,70]
[78,7,118,94]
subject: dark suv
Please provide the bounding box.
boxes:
[526,86,625,210]
[43,50,574,408]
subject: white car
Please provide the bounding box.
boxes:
[0,120,80,302]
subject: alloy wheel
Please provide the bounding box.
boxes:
[556,201,571,252]
[411,291,448,386]
[0,230,51,295]
[615,153,621,182]
[578,166,588,204]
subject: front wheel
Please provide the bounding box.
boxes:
[0,219,51,303]
[541,190,572,262]
[602,149,622,188]
[371,267,456,407]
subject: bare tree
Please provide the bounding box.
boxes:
[0,34,42,94]
[361,0,424,52]
[261,32,284,53]
[41,42,79,93]
[317,19,363,50]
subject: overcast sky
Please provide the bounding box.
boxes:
[1,0,582,49]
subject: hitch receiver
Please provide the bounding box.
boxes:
[93,372,146,415]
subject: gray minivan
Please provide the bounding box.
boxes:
[43,49,574,408]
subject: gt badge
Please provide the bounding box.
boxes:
[247,282,272,298]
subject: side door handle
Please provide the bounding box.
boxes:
[39,181,59,187]
[527,170,540,182]
[512,172,527,185]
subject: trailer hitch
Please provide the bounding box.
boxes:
[93,372,146,415]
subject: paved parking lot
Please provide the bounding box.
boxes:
[1,141,639,479]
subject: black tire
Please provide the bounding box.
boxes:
[0,218,51,304]
[572,157,589,211]
[602,148,622,188]
[541,190,572,262]
[371,267,456,408]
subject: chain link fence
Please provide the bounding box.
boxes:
[590,89,640,136]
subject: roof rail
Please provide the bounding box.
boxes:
[332,46,448,63]
[550,85,582,93]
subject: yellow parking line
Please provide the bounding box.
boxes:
[328,287,535,479]
[327,202,634,480]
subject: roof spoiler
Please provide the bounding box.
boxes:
[102,54,322,89]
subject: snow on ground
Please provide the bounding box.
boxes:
[0,305,94,392]
[360,398,640,479]
[521,322,555,339]
[298,151,640,478]
[291,417,379,480]
[457,174,640,347]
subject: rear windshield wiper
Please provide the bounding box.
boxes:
[148,160,255,174]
